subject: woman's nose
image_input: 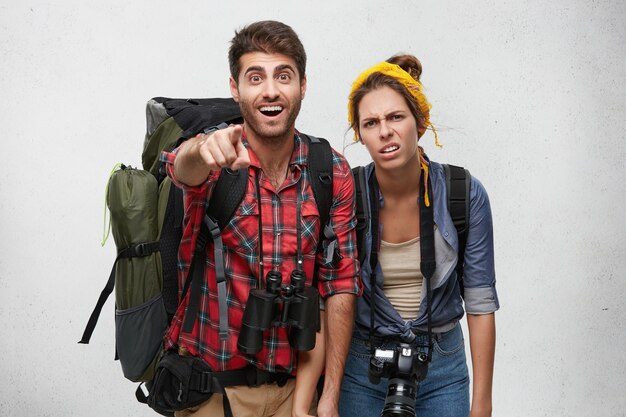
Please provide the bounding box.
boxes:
[379,120,393,139]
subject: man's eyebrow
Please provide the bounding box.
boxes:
[274,64,296,74]
[243,66,266,76]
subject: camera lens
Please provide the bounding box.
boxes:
[381,377,417,417]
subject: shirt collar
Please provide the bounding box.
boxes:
[242,130,308,170]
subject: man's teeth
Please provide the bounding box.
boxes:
[260,106,283,112]
[382,146,399,153]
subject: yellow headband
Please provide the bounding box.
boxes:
[348,61,441,147]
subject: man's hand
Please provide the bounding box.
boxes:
[316,394,340,417]
[198,125,250,171]
[317,293,356,417]
[199,124,250,171]
[174,124,250,186]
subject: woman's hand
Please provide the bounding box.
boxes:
[470,399,492,417]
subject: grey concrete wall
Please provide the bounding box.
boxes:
[1,1,624,415]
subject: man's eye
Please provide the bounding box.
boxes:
[278,73,290,81]
[250,75,262,83]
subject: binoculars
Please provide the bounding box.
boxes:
[237,270,320,354]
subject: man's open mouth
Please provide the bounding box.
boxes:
[259,105,284,117]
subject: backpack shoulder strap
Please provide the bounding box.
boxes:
[351,166,369,267]
[302,134,334,287]
[303,134,333,230]
[442,164,471,297]
[207,167,248,228]
[182,166,248,339]
[207,133,331,233]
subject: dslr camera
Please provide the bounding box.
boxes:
[368,343,429,417]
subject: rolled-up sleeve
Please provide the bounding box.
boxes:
[462,176,499,315]
[159,149,217,196]
[316,152,362,299]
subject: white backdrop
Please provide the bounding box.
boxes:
[1,1,625,416]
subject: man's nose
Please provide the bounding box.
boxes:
[262,79,280,100]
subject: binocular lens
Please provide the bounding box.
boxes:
[288,326,316,351]
[237,288,279,354]
[237,270,320,355]
[290,270,306,291]
[266,271,282,293]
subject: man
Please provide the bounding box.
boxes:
[161,21,361,417]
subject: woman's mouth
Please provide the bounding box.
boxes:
[381,145,399,154]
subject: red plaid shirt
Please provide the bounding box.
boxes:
[161,133,361,373]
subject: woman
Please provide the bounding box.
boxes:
[339,55,499,417]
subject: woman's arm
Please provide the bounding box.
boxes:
[293,311,326,417]
[467,313,496,417]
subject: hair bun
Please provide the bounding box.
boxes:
[386,54,422,81]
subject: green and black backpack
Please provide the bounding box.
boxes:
[79,97,335,384]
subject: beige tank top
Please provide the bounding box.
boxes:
[380,236,422,320]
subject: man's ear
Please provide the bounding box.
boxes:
[229,76,240,102]
[300,75,307,100]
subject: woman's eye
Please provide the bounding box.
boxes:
[363,120,375,128]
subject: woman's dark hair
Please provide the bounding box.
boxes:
[228,20,307,82]
[349,54,427,139]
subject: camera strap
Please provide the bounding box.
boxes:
[367,171,380,354]
[367,166,435,360]
[419,169,435,361]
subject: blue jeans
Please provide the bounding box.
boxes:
[339,322,469,417]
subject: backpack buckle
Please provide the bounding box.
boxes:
[134,243,151,256]
[318,173,332,185]
[118,242,158,258]
[133,242,159,257]
[199,371,213,393]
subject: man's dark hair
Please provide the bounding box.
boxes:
[228,20,307,82]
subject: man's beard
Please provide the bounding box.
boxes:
[239,99,302,144]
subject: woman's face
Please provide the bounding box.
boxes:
[358,86,420,172]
